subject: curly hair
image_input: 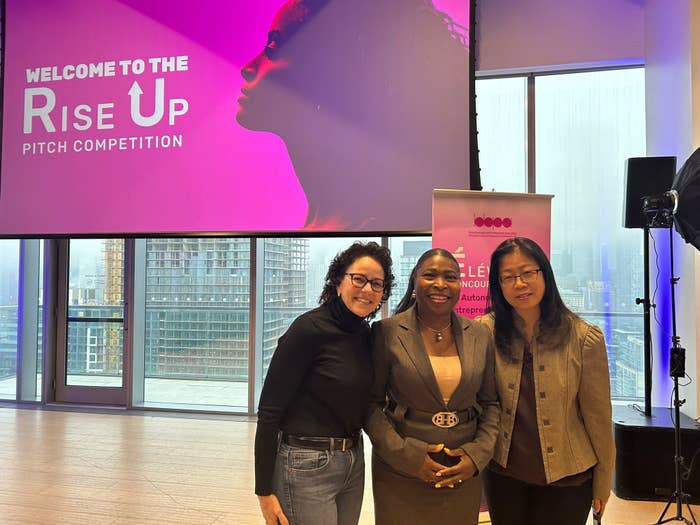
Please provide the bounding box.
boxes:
[394,248,459,314]
[486,237,575,357]
[319,241,394,318]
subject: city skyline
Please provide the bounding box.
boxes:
[0,237,646,402]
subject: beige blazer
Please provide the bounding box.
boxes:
[366,306,500,477]
[478,314,616,500]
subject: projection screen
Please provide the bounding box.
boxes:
[0,0,472,235]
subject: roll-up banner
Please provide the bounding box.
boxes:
[1,0,471,236]
[432,189,553,318]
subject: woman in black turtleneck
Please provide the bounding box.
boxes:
[255,241,394,525]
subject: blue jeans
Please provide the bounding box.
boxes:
[272,437,365,525]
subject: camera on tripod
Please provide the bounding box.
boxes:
[642,189,678,229]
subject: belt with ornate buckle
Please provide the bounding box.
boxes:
[431,411,459,428]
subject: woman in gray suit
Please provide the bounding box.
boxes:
[365,248,500,525]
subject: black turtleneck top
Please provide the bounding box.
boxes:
[254,295,373,496]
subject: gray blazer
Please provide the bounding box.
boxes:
[365,305,500,477]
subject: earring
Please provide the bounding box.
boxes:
[411,291,416,298]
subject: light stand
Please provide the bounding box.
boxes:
[636,224,654,417]
[655,226,697,525]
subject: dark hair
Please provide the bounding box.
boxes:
[319,241,394,318]
[486,237,575,355]
[394,248,459,314]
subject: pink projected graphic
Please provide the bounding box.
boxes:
[0,0,471,236]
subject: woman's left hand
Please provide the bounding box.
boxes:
[592,497,608,519]
[433,447,477,488]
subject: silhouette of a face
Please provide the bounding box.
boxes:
[235,0,471,231]
[236,1,312,133]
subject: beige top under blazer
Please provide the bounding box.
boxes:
[366,306,500,477]
[478,313,616,500]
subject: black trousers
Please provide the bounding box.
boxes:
[483,469,593,525]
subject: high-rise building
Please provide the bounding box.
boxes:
[64,239,310,382]
[261,238,309,374]
[143,238,309,380]
[388,240,431,313]
[0,305,18,378]
[611,326,644,398]
[103,239,124,306]
[560,288,585,310]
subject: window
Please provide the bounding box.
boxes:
[477,66,646,400]
[0,239,43,401]
[0,240,20,399]
[140,238,250,408]
[66,239,124,387]
[536,68,646,399]
[476,76,528,192]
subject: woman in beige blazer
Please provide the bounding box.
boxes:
[478,237,615,525]
[366,248,500,525]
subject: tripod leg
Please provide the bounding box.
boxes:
[655,495,675,524]
[684,506,696,524]
[683,493,697,524]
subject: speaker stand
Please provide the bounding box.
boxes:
[635,225,653,416]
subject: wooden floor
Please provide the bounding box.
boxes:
[0,406,698,525]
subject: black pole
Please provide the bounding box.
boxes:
[643,226,652,416]
[669,226,683,520]
[469,0,481,191]
[635,226,653,416]
[656,227,696,525]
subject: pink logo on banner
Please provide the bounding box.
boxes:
[474,216,512,228]
[432,190,552,318]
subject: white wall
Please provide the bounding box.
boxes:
[477,0,644,72]
[645,0,700,418]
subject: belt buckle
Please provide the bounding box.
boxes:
[333,438,349,452]
[432,411,459,428]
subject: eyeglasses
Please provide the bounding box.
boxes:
[499,269,542,286]
[345,273,385,292]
